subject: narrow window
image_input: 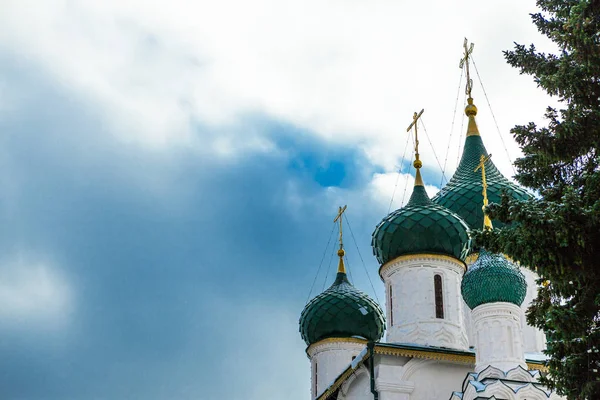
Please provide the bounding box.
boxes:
[314,362,318,395]
[389,285,394,326]
[434,274,444,319]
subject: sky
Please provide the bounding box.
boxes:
[0,1,559,399]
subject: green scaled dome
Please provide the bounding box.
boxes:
[461,250,527,310]
[431,107,530,229]
[372,184,471,265]
[299,272,385,346]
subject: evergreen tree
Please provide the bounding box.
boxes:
[474,1,600,398]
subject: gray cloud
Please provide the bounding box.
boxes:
[0,54,391,399]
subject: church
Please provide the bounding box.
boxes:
[298,42,563,400]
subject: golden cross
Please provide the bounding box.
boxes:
[474,153,493,230]
[459,38,475,97]
[333,205,347,249]
[406,109,424,166]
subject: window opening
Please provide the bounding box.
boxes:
[389,285,394,326]
[434,274,444,319]
[314,362,318,395]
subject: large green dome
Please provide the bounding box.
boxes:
[299,272,385,346]
[431,105,531,230]
[372,184,471,265]
[461,250,527,309]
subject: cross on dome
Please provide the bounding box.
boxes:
[333,205,348,273]
[406,109,425,186]
[474,154,494,230]
[459,38,475,98]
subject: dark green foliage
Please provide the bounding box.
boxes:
[473,1,600,398]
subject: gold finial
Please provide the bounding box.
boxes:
[465,97,478,117]
[474,154,493,230]
[406,109,425,186]
[465,97,480,137]
[333,205,347,273]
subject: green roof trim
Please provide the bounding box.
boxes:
[432,135,531,229]
[461,250,527,309]
[372,185,471,265]
[299,272,385,346]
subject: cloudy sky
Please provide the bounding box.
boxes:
[0,1,558,399]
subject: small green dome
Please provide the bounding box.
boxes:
[432,135,531,229]
[299,272,385,346]
[461,250,527,309]
[372,185,471,265]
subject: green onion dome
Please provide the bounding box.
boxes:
[299,272,385,346]
[431,100,531,229]
[371,177,471,265]
[461,250,527,310]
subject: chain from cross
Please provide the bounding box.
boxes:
[474,153,493,230]
[459,38,475,97]
[406,109,424,166]
[333,205,347,249]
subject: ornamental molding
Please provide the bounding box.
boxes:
[380,254,465,280]
[339,365,369,396]
[435,325,456,346]
[375,379,415,393]
[465,379,515,399]
[398,358,434,381]
[391,319,464,330]
[374,345,474,365]
[373,345,548,372]
[472,302,522,320]
[307,337,367,358]
[388,321,468,351]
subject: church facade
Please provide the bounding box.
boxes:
[298,45,562,400]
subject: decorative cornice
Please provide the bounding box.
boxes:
[374,344,548,372]
[306,337,367,357]
[379,253,466,280]
[374,344,474,364]
[525,362,548,373]
[472,302,522,320]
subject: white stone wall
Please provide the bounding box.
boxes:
[402,360,472,400]
[462,259,546,355]
[336,354,563,400]
[381,255,468,350]
[462,299,474,349]
[307,339,366,399]
[471,302,527,372]
[338,355,472,400]
[521,268,547,353]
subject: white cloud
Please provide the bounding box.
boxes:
[0,258,74,329]
[0,0,559,175]
[369,171,439,211]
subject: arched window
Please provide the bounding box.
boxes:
[434,274,444,319]
[389,285,394,326]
